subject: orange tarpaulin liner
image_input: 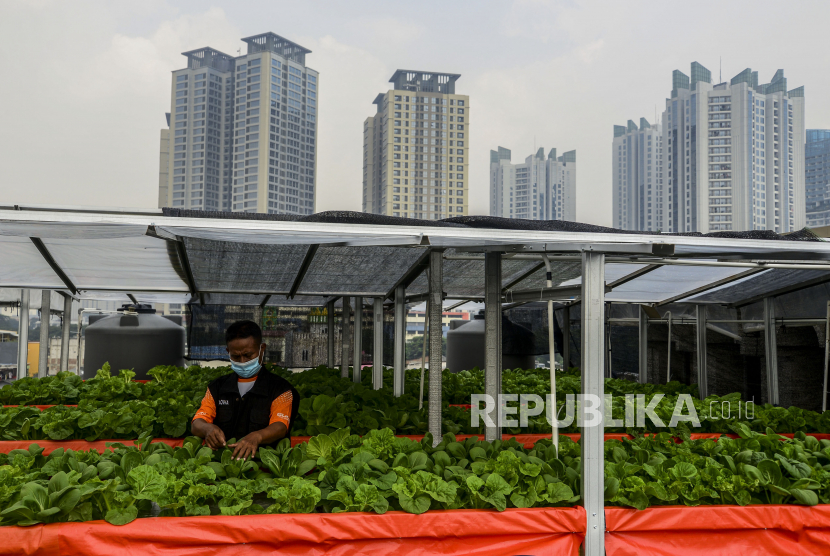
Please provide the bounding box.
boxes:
[605,504,830,556]
[4,507,586,556]
[2,433,829,455]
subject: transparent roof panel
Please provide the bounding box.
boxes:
[42,235,187,292]
[76,291,193,305]
[606,264,749,303]
[0,236,66,289]
[684,268,830,305]
[184,238,309,294]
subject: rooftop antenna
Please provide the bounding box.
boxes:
[237,47,241,56]
[719,56,722,83]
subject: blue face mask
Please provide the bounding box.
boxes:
[230,349,262,378]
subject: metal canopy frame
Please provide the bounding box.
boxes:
[29,238,78,295]
[4,206,830,556]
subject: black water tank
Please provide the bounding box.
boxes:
[83,304,185,379]
[446,312,536,373]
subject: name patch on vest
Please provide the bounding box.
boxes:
[218,399,230,405]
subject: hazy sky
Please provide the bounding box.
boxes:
[2,0,829,226]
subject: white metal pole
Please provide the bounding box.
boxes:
[563,305,571,370]
[326,300,335,368]
[823,301,829,413]
[38,290,51,378]
[353,296,363,383]
[341,297,351,379]
[76,307,84,376]
[373,297,383,390]
[16,289,30,381]
[764,297,779,405]
[542,254,558,452]
[60,294,71,373]
[419,302,428,410]
[484,252,502,442]
[427,251,444,444]
[696,305,707,399]
[394,286,406,397]
[666,311,672,383]
[581,251,605,556]
[638,305,648,383]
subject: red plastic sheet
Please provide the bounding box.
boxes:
[605,504,830,556]
[3,433,829,455]
[3,405,77,410]
[3,507,586,556]
[0,439,184,455]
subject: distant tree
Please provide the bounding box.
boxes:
[405,335,446,360]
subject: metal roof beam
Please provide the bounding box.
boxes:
[29,237,78,295]
[501,262,545,292]
[607,264,661,288]
[386,247,436,300]
[287,244,319,299]
[503,284,610,304]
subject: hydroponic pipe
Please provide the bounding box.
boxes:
[542,254,558,454]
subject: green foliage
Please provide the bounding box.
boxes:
[2,427,829,527]
[604,427,830,510]
[5,364,830,442]
[0,429,583,525]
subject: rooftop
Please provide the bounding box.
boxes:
[389,70,461,94]
[242,32,311,64]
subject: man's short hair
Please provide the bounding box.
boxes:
[225,320,263,345]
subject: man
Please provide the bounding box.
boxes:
[192,320,299,460]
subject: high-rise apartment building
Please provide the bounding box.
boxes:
[615,63,807,234]
[363,70,469,220]
[659,62,805,233]
[159,33,319,214]
[806,129,830,228]
[157,115,170,209]
[489,146,576,221]
[612,118,664,231]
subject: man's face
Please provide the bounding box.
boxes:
[227,336,264,364]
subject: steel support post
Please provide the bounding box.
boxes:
[326,300,335,368]
[638,305,648,383]
[60,295,71,373]
[353,297,363,383]
[484,252,502,442]
[563,305,571,369]
[38,290,51,378]
[341,297,351,379]
[16,289,30,381]
[764,297,779,405]
[427,251,444,444]
[373,298,383,390]
[823,301,830,413]
[696,305,708,399]
[394,285,406,397]
[581,252,605,556]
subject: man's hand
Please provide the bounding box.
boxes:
[228,431,261,460]
[204,424,227,450]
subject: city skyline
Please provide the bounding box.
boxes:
[3,1,830,228]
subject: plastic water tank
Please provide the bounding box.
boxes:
[446,312,536,373]
[83,304,185,379]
